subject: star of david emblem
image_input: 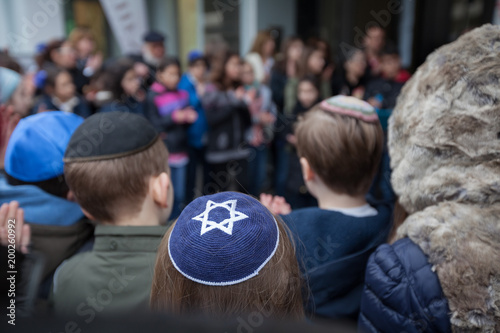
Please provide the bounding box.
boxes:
[192,199,249,235]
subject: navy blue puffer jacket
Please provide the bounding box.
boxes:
[358,238,452,333]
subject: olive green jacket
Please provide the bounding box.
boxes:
[52,225,167,318]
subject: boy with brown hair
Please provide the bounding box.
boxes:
[280,95,392,321]
[52,111,174,317]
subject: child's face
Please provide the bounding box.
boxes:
[225,55,242,82]
[76,37,95,58]
[345,51,367,78]
[55,71,76,102]
[298,81,319,108]
[241,63,255,86]
[308,50,326,75]
[53,42,77,69]
[158,65,180,90]
[190,60,207,82]
[262,39,275,57]
[381,54,401,80]
[121,68,140,96]
[287,41,304,62]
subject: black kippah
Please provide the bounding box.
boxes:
[63,112,159,162]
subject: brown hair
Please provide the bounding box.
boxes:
[297,46,325,79]
[68,27,95,50]
[295,106,384,196]
[150,216,305,320]
[35,39,65,69]
[249,30,274,58]
[273,36,303,75]
[64,137,169,222]
[209,51,241,91]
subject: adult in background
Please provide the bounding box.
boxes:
[129,31,167,88]
[363,25,386,77]
[359,24,500,332]
[269,36,304,196]
[68,27,103,83]
[245,30,276,85]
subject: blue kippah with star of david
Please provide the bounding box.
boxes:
[168,191,280,286]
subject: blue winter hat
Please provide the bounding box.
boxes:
[4,111,84,182]
[168,191,280,286]
[0,67,22,105]
[187,50,205,65]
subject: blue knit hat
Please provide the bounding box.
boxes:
[168,191,280,286]
[0,67,21,104]
[4,111,84,182]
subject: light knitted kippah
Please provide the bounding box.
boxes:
[319,95,379,122]
[168,191,280,286]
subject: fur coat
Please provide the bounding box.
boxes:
[389,24,500,332]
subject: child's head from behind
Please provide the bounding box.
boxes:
[64,112,173,224]
[44,68,76,102]
[295,96,383,197]
[157,57,181,90]
[151,191,304,320]
[4,111,83,199]
[297,76,320,109]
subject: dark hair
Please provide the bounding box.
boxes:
[0,52,23,74]
[158,57,180,72]
[6,173,70,199]
[188,56,208,68]
[381,42,399,57]
[105,58,135,100]
[209,51,241,90]
[298,75,320,92]
[297,46,324,78]
[35,39,65,69]
[43,67,69,92]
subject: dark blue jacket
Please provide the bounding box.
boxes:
[358,238,452,333]
[282,203,392,321]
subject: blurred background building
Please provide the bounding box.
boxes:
[0,0,496,71]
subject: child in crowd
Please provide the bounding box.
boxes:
[150,191,304,320]
[331,49,367,98]
[1,112,93,298]
[285,46,331,115]
[364,44,407,111]
[285,77,321,209]
[145,57,197,218]
[245,30,276,84]
[178,51,209,202]
[33,67,91,118]
[99,58,144,115]
[53,112,174,316]
[241,61,276,196]
[201,51,251,194]
[280,96,392,320]
[269,37,304,197]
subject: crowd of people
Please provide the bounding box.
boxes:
[0,22,499,332]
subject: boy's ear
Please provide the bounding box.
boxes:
[66,190,76,202]
[300,157,315,182]
[81,207,96,221]
[151,172,170,208]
